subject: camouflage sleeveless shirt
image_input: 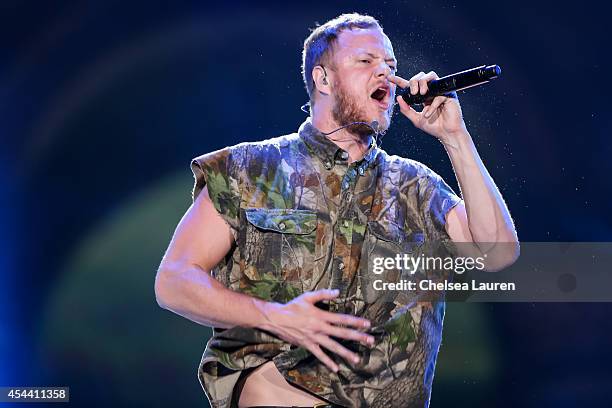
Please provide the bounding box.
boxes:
[190,119,462,408]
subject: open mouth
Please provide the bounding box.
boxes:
[370,86,390,110]
[370,88,387,102]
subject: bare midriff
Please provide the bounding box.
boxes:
[238,361,327,407]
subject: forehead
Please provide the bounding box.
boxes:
[334,27,395,59]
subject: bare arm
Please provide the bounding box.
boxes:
[390,71,519,270]
[154,186,265,328]
[154,186,374,371]
[443,138,518,246]
[443,146,519,270]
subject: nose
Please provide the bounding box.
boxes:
[375,61,391,78]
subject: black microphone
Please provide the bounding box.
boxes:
[398,64,501,105]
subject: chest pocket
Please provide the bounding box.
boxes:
[367,221,424,258]
[360,220,425,304]
[240,208,317,301]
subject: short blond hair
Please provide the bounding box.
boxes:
[302,13,382,105]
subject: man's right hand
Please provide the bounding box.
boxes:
[259,289,374,373]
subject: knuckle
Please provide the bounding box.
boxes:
[338,346,351,359]
[342,315,356,325]
[340,328,354,338]
[348,330,362,341]
[312,309,325,320]
[327,342,341,353]
[301,292,313,300]
[332,328,347,339]
[321,323,334,334]
[309,316,323,329]
[321,310,335,322]
[336,345,348,356]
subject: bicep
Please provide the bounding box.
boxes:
[161,185,235,272]
[445,200,473,243]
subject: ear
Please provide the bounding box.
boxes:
[312,66,331,95]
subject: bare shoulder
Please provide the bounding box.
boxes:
[160,185,235,273]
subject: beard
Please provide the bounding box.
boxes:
[331,78,393,139]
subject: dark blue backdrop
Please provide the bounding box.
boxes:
[2,1,611,406]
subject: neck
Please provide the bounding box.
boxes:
[312,109,372,163]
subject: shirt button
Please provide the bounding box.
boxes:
[278,222,286,230]
[338,262,345,271]
[342,220,350,228]
[340,151,349,160]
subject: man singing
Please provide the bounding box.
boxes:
[155,13,518,408]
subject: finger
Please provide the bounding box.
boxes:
[323,311,371,329]
[423,95,447,118]
[302,289,339,304]
[419,71,440,97]
[418,77,429,95]
[408,79,418,96]
[306,343,339,373]
[408,71,424,96]
[396,95,421,126]
[324,324,375,347]
[316,335,361,365]
[409,71,426,81]
[387,74,409,89]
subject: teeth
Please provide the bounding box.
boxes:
[371,88,387,101]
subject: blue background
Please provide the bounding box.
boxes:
[2,0,611,406]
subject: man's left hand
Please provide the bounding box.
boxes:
[388,72,468,144]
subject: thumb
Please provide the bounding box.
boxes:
[396,96,421,127]
[302,289,339,304]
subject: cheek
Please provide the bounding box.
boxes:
[343,73,368,93]
[344,82,365,99]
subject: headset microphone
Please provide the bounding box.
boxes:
[370,120,379,134]
[321,120,381,137]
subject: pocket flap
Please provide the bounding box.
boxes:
[245,208,317,234]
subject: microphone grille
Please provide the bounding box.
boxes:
[370,120,379,133]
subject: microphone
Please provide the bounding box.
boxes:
[370,120,379,134]
[398,64,501,105]
[322,120,381,136]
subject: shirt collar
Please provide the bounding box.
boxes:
[298,118,379,171]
